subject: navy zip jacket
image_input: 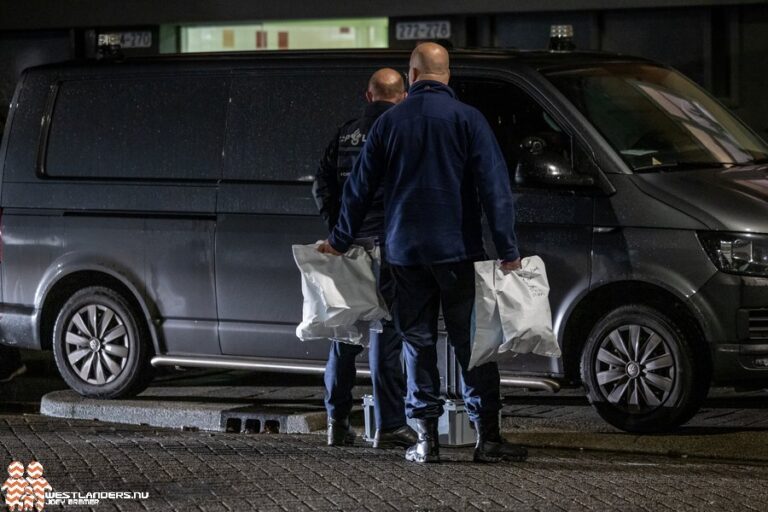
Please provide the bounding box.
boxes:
[328,80,519,266]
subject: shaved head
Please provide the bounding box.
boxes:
[367,68,407,104]
[409,42,450,85]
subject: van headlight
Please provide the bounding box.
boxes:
[698,232,768,277]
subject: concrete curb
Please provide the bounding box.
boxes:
[40,386,768,463]
[41,390,327,434]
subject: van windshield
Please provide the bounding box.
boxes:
[545,63,768,172]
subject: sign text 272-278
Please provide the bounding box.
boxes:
[395,21,451,41]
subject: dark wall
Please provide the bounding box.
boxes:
[0,0,762,29]
[600,8,710,85]
[496,7,712,85]
[494,4,768,138]
[734,4,768,138]
[495,12,600,51]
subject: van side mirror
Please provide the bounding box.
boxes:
[514,136,595,188]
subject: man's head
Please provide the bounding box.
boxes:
[408,42,450,86]
[366,68,407,104]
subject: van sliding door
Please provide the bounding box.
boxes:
[35,75,227,357]
[216,69,372,361]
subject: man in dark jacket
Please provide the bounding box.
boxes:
[319,43,527,464]
[313,68,416,449]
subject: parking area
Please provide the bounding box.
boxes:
[1,413,766,511]
[2,352,768,510]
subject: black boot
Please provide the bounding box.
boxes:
[327,417,355,447]
[405,419,440,463]
[373,424,418,449]
[473,416,527,463]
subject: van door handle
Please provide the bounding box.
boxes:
[593,226,619,233]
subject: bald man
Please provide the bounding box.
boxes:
[313,68,416,449]
[320,44,527,464]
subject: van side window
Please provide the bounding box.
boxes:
[454,79,589,187]
[225,72,368,182]
[45,77,228,180]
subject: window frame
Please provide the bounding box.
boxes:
[222,66,378,184]
[37,73,231,183]
[450,66,606,194]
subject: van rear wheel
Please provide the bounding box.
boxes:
[52,286,154,398]
[580,304,708,433]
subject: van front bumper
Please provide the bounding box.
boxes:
[691,271,768,385]
[711,342,768,387]
[0,305,40,350]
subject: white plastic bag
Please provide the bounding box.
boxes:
[293,243,390,345]
[469,256,560,369]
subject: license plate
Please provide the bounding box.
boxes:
[395,21,451,41]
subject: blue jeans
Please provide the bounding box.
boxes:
[324,323,406,430]
[390,261,501,423]
[324,243,407,431]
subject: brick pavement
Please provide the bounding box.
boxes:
[1,414,766,512]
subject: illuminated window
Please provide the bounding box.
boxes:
[180,18,388,52]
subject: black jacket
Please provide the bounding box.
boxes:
[312,101,393,237]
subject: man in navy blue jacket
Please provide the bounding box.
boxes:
[319,43,527,464]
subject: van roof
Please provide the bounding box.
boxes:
[29,48,656,75]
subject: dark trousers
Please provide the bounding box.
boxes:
[324,247,407,430]
[391,261,501,423]
[324,322,406,429]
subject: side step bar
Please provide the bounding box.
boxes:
[499,376,560,392]
[152,355,560,392]
[152,355,332,375]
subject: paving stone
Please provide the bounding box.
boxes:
[1,414,767,511]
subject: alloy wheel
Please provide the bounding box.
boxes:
[64,304,130,385]
[594,324,676,413]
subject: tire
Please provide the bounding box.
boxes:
[580,304,708,433]
[52,286,154,398]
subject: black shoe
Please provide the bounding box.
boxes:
[405,419,440,463]
[0,363,26,384]
[473,416,528,463]
[373,424,418,449]
[327,417,355,447]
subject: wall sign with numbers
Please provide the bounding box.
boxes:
[97,31,153,49]
[85,27,158,58]
[116,31,153,49]
[395,20,451,41]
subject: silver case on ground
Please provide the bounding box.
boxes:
[362,394,478,447]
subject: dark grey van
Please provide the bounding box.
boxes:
[1,50,766,433]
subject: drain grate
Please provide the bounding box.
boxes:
[225,418,242,433]
[244,419,261,434]
[221,411,288,434]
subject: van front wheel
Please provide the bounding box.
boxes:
[52,286,154,398]
[580,304,708,433]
